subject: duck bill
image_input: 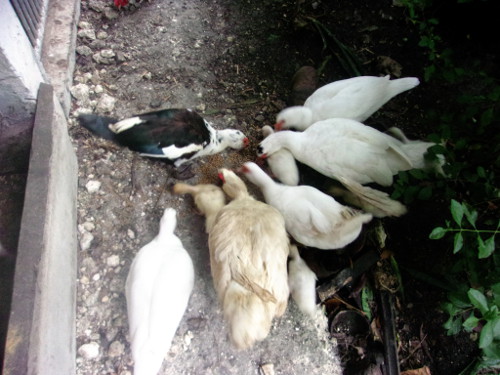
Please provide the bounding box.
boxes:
[274,120,285,131]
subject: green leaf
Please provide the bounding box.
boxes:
[491,283,500,306]
[448,292,472,309]
[479,320,494,349]
[462,314,479,331]
[409,169,426,180]
[464,205,478,228]
[450,199,464,226]
[480,108,494,126]
[429,227,447,239]
[481,342,500,365]
[468,288,489,315]
[492,317,500,338]
[418,186,433,200]
[478,235,496,259]
[454,232,464,254]
[477,166,486,179]
[444,315,463,335]
[361,286,373,321]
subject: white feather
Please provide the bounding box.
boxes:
[109,116,145,133]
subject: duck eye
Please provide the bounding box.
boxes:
[257,145,264,154]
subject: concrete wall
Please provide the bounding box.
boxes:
[1,0,80,373]
[3,83,78,375]
[0,1,46,173]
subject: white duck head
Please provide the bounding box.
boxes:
[275,106,313,131]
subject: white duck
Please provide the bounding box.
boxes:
[261,125,299,185]
[173,173,290,350]
[258,118,438,187]
[125,208,194,375]
[275,75,420,131]
[288,244,318,317]
[240,161,372,250]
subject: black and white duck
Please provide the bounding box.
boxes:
[78,108,249,178]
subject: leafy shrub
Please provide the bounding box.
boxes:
[430,200,499,372]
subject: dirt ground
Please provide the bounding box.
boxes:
[68,0,492,374]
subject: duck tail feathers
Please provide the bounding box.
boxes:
[78,114,118,141]
[338,177,408,218]
[223,282,274,349]
[392,77,420,94]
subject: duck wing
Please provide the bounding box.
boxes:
[113,109,212,156]
[209,200,289,304]
[301,120,413,185]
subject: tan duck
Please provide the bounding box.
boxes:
[173,174,290,349]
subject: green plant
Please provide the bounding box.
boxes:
[430,200,500,371]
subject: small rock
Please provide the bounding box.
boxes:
[184,331,194,346]
[78,342,100,359]
[78,21,93,30]
[80,232,94,251]
[97,31,108,40]
[108,341,125,357]
[76,45,93,56]
[100,49,115,59]
[149,99,162,108]
[255,114,265,122]
[115,51,128,63]
[82,221,96,232]
[70,83,90,102]
[78,28,96,41]
[96,94,116,113]
[88,0,105,12]
[104,8,119,20]
[86,180,101,193]
[81,257,98,273]
[94,85,104,94]
[107,255,120,267]
[259,363,275,375]
[127,229,135,239]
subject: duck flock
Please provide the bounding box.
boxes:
[79,74,444,375]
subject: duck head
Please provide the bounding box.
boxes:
[218,168,249,200]
[275,106,313,131]
[217,129,249,150]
